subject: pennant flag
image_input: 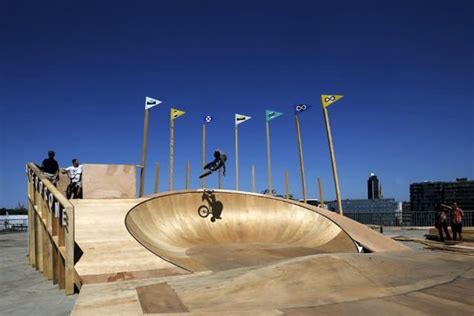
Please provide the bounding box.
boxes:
[170,108,185,120]
[235,113,252,126]
[145,96,162,110]
[294,104,311,113]
[265,110,283,122]
[204,115,213,124]
[321,94,343,108]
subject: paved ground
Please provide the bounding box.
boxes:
[0,228,429,315]
[0,232,77,316]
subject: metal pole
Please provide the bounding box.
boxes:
[185,160,190,190]
[169,118,175,191]
[251,165,256,193]
[265,121,272,193]
[265,121,272,194]
[235,125,239,190]
[295,115,307,203]
[154,162,160,193]
[285,171,289,199]
[318,177,325,208]
[139,109,150,197]
[218,168,222,189]
[201,124,206,188]
[322,107,343,215]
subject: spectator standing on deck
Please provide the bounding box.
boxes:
[40,150,60,186]
[434,203,451,242]
[451,202,464,241]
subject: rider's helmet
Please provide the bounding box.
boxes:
[214,150,220,158]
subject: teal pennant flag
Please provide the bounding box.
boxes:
[265,110,283,122]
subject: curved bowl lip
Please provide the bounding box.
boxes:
[125,189,358,271]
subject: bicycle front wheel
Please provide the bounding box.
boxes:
[198,205,210,218]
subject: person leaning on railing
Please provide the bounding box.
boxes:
[40,150,60,186]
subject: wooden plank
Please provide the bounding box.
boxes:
[72,199,188,285]
[35,214,44,272]
[65,205,75,295]
[136,283,189,313]
[82,164,136,199]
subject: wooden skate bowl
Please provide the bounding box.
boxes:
[125,190,408,272]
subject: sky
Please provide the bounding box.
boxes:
[1,0,473,207]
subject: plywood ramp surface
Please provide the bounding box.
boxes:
[125,190,408,272]
[71,251,474,315]
[73,199,189,284]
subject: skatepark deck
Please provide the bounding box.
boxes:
[62,190,474,314]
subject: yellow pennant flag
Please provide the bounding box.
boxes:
[321,95,343,108]
[170,108,185,120]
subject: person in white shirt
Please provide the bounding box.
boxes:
[62,159,83,199]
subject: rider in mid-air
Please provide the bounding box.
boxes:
[201,150,227,178]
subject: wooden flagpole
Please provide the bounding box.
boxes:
[139,109,150,197]
[251,165,256,193]
[318,177,324,208]
[218,169,222,189]
[295,115,307,203]
[322,106,343,215]
[154,162,160,193]
[201,124,206,188]
[235,125,239,190]
[265,120,273,193]
[169,117,175,191]
[185,160,190,190]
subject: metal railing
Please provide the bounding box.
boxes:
[0,219,28,231]
[343,211,474,227]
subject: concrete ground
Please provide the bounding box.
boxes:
[0,228,429,315]
[382,226,430,250]
[0,232,77,316]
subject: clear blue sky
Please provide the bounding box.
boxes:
[1,0,473,207]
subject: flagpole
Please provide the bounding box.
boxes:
[218,169,222,189]
[235,125,239,190]
[251,165,256,193]
[285,170,289,199]
[322,106,343,215]
[265,120,272,193]
[295,114,307,203]
[201,124,206,188]
[154,162,160,193]
[186,160,190,190]
[318,177,325,208]
[139,108,150,197]
[169,117,175,191]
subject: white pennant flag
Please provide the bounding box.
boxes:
[145,96,162,110]
[235,113,252,126]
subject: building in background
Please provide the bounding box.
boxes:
[326,198,399,225]
[410,178,474,212]
[368,173,381,199]
[326,198,398,213]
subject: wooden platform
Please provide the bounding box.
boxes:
[71,250,474,315]
[72,199,189,284]
[70,190,474,315]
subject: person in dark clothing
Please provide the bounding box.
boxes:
[40,150,60,186]
[434,203,451,242]
[200,150,227,178]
